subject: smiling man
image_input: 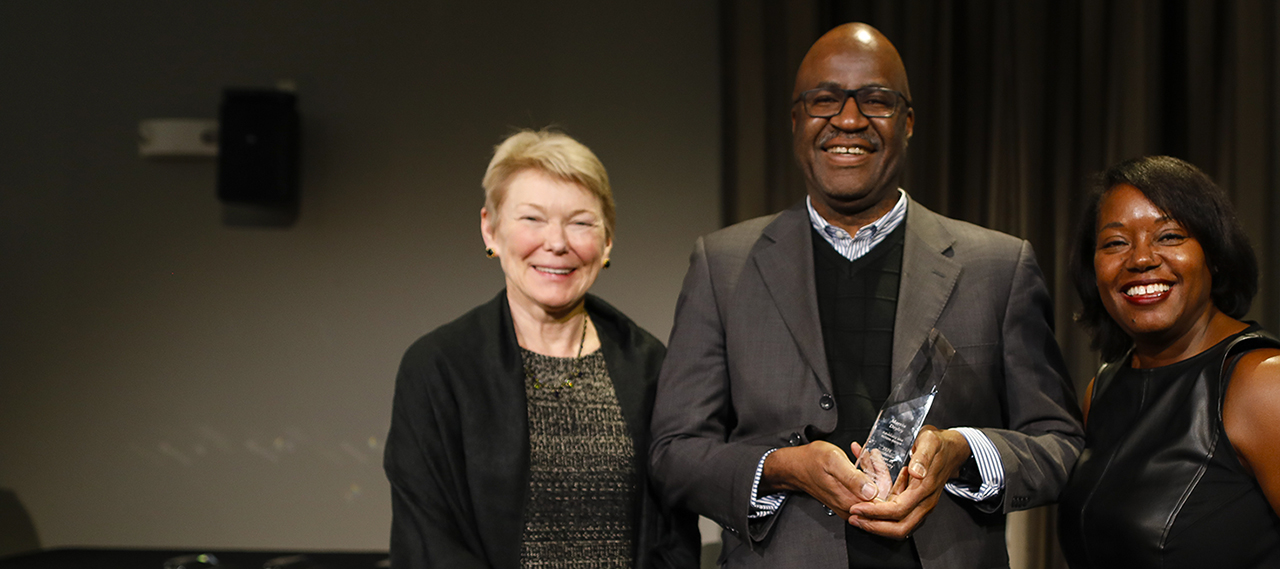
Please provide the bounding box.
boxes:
[649,23,1084,569]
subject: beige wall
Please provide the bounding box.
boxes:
[0,1,720,551]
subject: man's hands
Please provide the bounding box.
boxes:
[760,427,973,538]
[847,426,972,539]
[760,441,879,521]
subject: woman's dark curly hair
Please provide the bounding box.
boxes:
[1069,155,1258,362]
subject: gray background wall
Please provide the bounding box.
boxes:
[0,1,721,551]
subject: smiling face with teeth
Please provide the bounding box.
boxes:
[1094,183,1219,351]
[791,24,914,232]
[481,168,612,320]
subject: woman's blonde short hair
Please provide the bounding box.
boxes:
[482,128,615,241]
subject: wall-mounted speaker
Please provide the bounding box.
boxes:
[217,89,299,207]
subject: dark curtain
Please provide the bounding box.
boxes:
[720,1,1280,567]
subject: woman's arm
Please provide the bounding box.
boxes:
[1082,378,1095,427]
[1223,348,1280,514]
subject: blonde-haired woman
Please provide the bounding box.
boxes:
[384,129,698,569]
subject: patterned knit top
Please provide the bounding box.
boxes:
[519,347,638,569]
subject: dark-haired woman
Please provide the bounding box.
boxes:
[1059,155,1280,568]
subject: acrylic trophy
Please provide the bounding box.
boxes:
[853,328,954,500]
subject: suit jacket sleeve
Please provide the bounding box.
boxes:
[649,236,779,544]
[979,239,1084,512]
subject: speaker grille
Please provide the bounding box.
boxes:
[217,89,299,205]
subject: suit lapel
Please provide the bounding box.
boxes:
[892,200,961,387]
[755,203,832,390]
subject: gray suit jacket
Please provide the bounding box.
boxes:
[649,198,1083,569]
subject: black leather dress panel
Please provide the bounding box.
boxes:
[1059,328,1280,569]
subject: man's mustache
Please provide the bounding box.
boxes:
[819,128,879,150]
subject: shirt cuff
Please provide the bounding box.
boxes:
[943,427,1004,502]
[748,448,787,518]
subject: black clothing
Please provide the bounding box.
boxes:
[812,225,904,458]
[812,226,919,568]
[384,291,699,569]
[1059,326,1280,568]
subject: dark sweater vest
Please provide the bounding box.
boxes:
[812,223,920,568]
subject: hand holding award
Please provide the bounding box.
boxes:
[853,329,954,500]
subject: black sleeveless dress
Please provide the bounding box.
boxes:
[1059,327,1280,568]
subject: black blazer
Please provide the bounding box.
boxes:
[384,291,699,569]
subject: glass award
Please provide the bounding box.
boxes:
[853,329,954,500]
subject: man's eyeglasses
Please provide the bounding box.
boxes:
[794,87,911,119]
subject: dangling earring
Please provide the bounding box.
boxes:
[602,259,611,269]
[485,248,495,258]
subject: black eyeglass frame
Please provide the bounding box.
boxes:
[794,86,913,119]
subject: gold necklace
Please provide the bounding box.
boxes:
[525,312,588,390]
